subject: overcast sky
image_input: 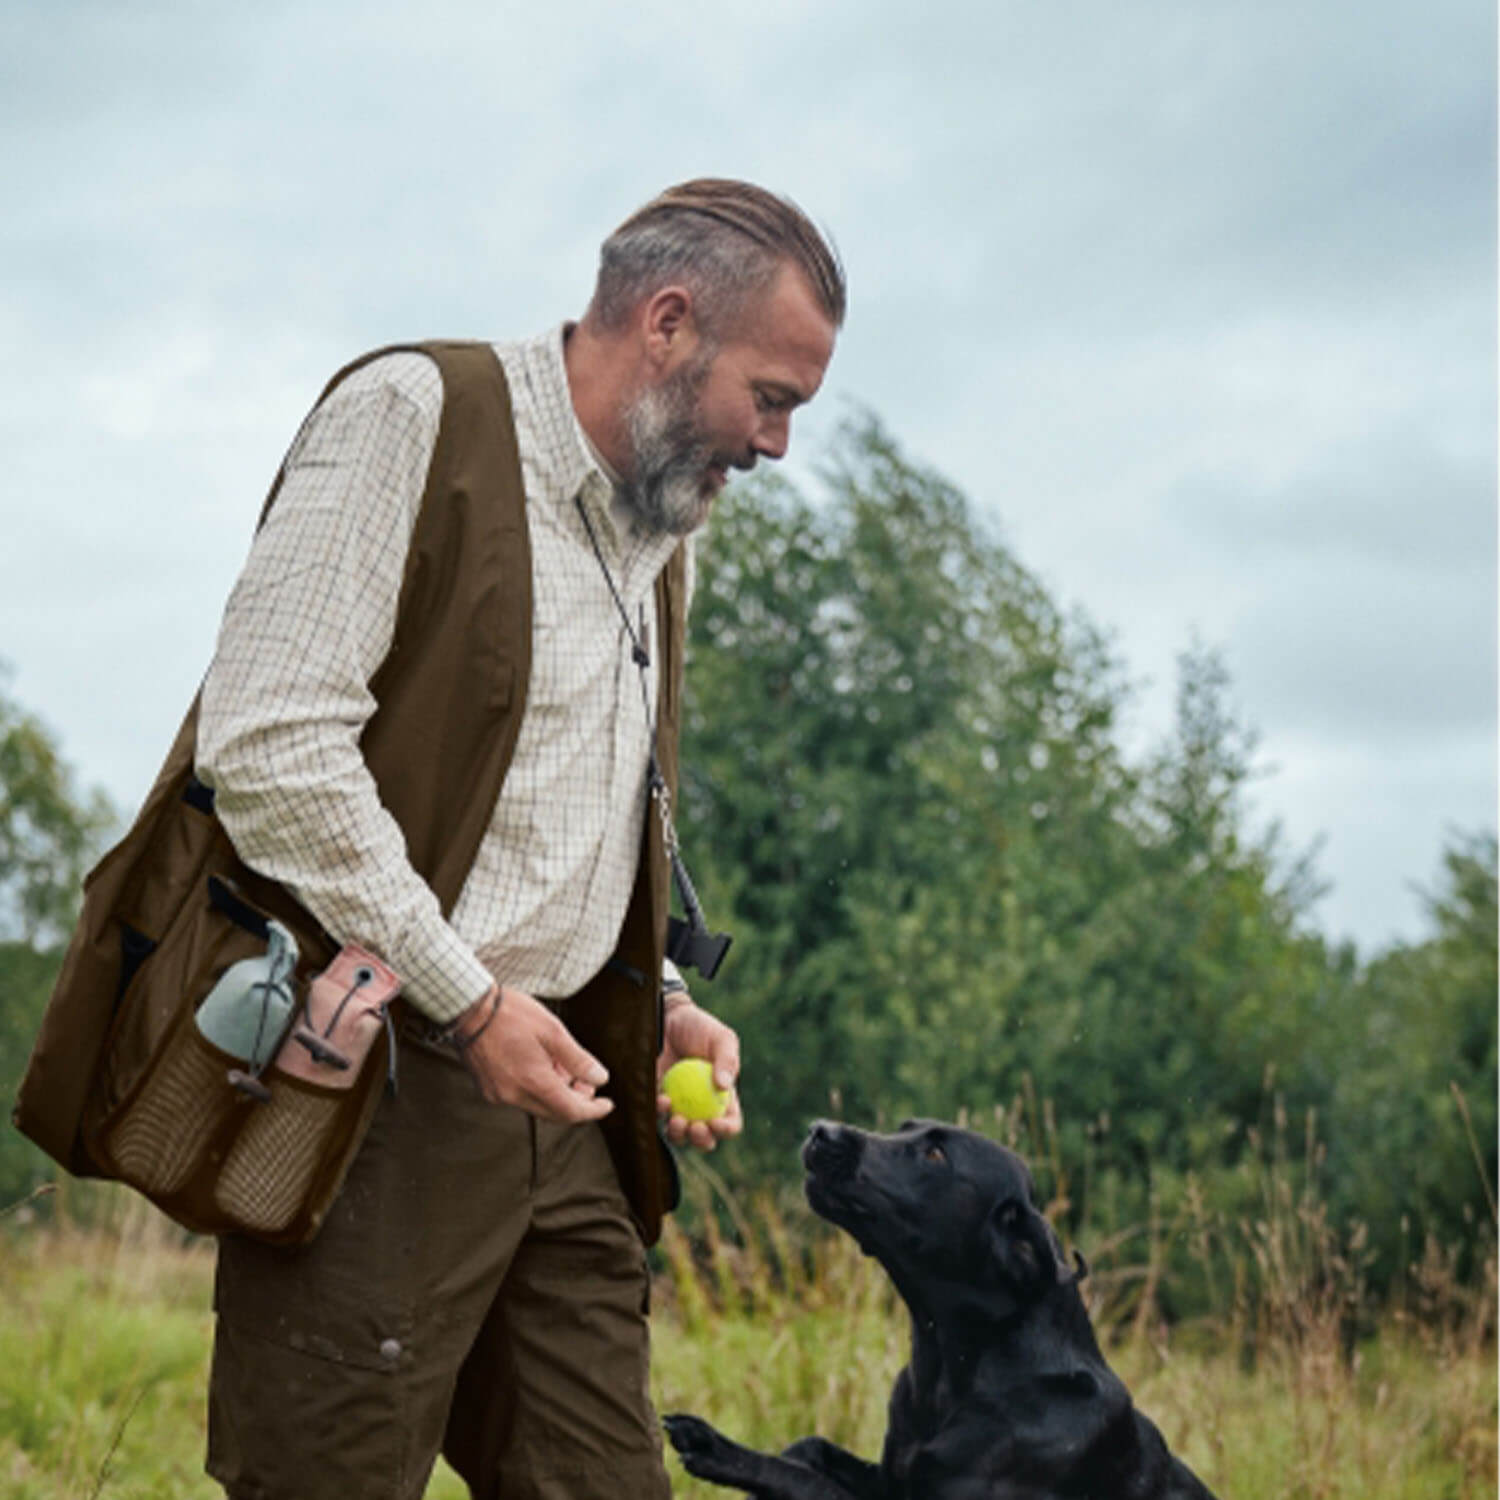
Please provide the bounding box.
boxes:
[1,0,1493,957]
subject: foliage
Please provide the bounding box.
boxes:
[0,944,72,1208]
[0,670,111,947]
[0,417,1492,1304]
[682,422,1313,1171]
[0,1190,1492,1499]
[0,418,1493,1500]
[1323,832,1498,1281]
[678,417,1495,1294]
[682,417,1140,1173]
[649,1148,1495,1499]
[0,668,113,1209]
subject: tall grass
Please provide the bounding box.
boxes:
[651,1110,1496,1500]
[1,1108,1494,1499]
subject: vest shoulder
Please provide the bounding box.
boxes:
[318,348,446,423]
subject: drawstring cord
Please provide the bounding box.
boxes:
[226,925,299,1103]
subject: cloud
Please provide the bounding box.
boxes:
[0,0,1491,955]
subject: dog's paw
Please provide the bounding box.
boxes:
[663,1413,734,1479]
[663,1413,720,1461]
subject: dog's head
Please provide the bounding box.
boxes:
[802,1119,1081,1321]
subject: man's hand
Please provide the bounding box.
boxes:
[656,998,743,1152]
[453,984,614,1124]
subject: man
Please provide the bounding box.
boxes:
[196,179,843,1499]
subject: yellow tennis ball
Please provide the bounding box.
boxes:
[662,1058,729,1122]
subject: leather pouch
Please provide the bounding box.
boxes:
[277,945,401,1089]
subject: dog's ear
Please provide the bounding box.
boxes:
[986,1196,1073,1294]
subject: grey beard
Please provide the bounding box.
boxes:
[619,360,715,537]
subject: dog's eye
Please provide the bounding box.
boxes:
[922,1143,947,1164]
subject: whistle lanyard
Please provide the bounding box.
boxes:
[572,496,717,942]
[573,495,678,849]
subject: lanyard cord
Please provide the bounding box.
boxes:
[573,495,717,943]
[573,495,658,759]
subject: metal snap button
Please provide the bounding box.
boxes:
[379,1337,403,1363]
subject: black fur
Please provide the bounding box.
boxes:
[665,1120,1218,1499]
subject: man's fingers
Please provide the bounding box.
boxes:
[711,1041,740,1094]
[521,1073,615,1123]
[459,987,613,1122]
[688,1019,739,1093]
[698,1091,742,1146]
[513,1042,612,1121]
[541,1022,609,1091]
[657,1080,742,1150]
[711,1089,744,1137]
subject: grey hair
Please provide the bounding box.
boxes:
[588,178,846,339]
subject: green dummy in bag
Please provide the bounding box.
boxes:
[12,341,687,1247]
[194,918,300,1069]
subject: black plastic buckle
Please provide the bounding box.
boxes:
[665,917,732,981]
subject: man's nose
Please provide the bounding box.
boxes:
[753,413,791,462]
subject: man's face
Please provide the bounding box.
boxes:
[620,263,837,535]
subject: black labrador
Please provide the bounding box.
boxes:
[665,1120,1218,1499]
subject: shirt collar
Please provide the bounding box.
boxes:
[503,323,615,520]
[500,324,682,576]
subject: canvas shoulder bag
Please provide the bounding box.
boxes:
[12,341,537,1245]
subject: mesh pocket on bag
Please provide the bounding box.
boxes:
[213,1079,346,1235]
[104,1024,240,1194]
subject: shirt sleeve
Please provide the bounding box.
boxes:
[196,353,495,1024]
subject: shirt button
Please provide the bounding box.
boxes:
[379,1338,403,1363]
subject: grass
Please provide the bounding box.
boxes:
[650,1153,1497,1500]
[1,1134,1494,1500]
[0,1196,216,1500]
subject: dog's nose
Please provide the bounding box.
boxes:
[802,1120,861,1176]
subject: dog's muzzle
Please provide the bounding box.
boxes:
[802,1120,864,1182]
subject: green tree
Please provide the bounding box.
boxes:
[679,419,1338,1204]
[679,417,1134,1175]
[1326,832,1498,1281]
[680,414,1496,1303]
[0,670,113,1204]
[1055,647,1338,1160]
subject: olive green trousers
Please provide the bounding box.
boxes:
[206,1027,671,1500]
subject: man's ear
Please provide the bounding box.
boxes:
[986,1197,1072,1293]
[640,285,700,366]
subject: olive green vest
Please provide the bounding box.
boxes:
[13,341,685,1244]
